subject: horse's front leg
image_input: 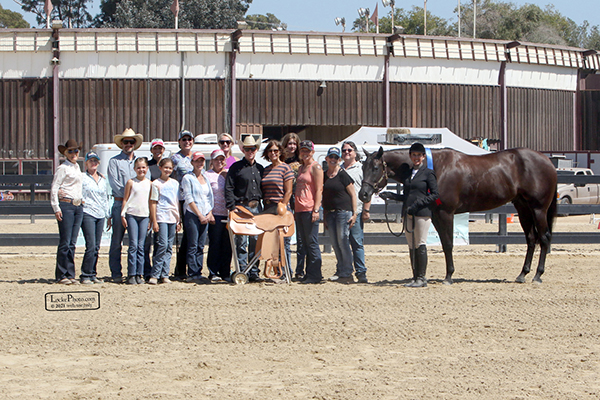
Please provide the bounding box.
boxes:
[432,210,454,285]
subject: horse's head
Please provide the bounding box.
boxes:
[359,146,388,203]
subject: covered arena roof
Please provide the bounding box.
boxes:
[1,28,598,69]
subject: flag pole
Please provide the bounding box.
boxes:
[45,0,53,29]
[171,0,180,29]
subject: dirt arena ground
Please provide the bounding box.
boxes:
[0,216,599,399]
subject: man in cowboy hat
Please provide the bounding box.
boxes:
[107,128,145,283]
[225,133,264,282]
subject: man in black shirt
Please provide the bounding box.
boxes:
[225,134,264,281]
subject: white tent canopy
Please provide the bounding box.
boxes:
[336,127,489,155]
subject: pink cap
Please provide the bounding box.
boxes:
[211,149,226,159]
[151,138,165,149]
[192,151,206,161]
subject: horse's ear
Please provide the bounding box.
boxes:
[376,146,384,159]
[362,147,370,158]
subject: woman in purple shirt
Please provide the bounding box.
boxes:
[205,149,233,282]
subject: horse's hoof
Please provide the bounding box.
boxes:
[442,279,453,285]
[515,275,526,283]
[532,276,543,284]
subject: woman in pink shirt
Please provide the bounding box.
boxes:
[294,140,324,284]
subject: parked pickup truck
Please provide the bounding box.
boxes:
[556,168,600,205]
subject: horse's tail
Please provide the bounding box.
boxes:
[547,192,557,235]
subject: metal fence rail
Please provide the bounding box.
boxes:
[2,175,600,247]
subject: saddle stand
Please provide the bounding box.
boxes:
[228,203,295,284]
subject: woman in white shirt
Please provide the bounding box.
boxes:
[51,139,84,285]
[182,152,214,282]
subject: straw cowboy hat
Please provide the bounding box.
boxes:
[114,128,143,150]
[239,133,262,148]
[57,139,82,156]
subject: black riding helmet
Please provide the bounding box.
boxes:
[409,142,426,154]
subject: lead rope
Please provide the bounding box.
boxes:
[384,199,405,237]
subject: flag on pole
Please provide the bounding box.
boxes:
[45,0,53,29]
[370,3,379,33]
[170,0,179,29]
[170,0,179,16]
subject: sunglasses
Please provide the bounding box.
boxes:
[342,149,353,153]
[243,147,258,152]
[328,155,340,160]
[180,137,193,142]
[67,149,80,154]
[122,139,136,145]
[219,140,232,145]
[267,149,279,153]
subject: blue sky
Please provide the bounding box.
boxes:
[2,0,599,33]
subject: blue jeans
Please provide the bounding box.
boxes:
[207,215,232,279]
[151,222,176,279]
[109,200,126,279]
[184,211,209,278]
[295,211,322,281]
[55,202,83,281]
[233,204,260,278]
[125,214,149,277]
[349,211,367,276]
[80,213,104,280]
[325,210,353,278]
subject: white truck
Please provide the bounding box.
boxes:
[556,168,600,205]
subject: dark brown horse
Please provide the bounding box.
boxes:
[359,147,558,284]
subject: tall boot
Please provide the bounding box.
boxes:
[404,248,417,287]
[408,245,428,288]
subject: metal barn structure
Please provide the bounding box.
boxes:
[0,27,599,173]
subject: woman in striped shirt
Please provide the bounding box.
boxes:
[261,140,294,275]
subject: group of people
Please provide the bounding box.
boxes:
[51,127,438,287]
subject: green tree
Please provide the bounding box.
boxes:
[17,0,93,28]
[455,0,600,48]
[244,13,286,30]
[98,0,252,29]
[0,5,30,28]
[363,6,452,36]
[92,0,119,27]
[584,25,600,50]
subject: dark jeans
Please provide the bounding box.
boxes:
[295,228,305,276]
[143,230,158,279]
[125,214,149,277]
[55,202,84,281]
[175,200,188,277]
[80,213,104,280]
[108,200,125,279]
[184,211,209,278]
[207,215,232,279]
[295,211,322,281]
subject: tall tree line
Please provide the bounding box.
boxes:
[356,1,599,50]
